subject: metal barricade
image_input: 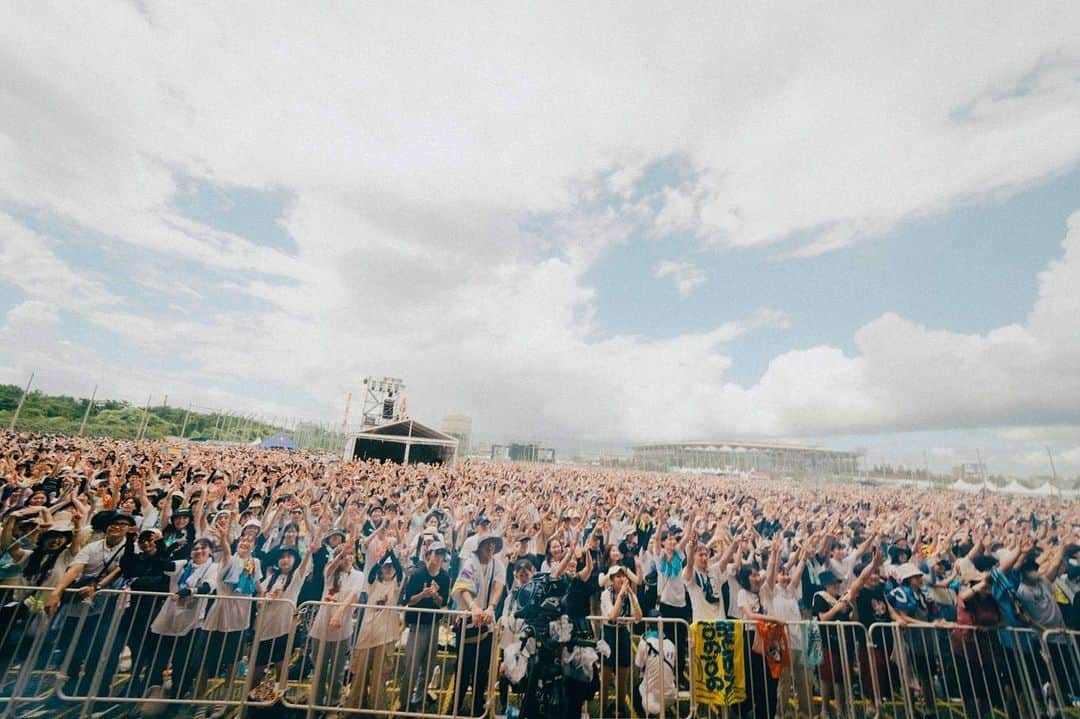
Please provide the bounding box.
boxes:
[866,621,1050,718]
[579,614,690,719]
[0,583,80,715]
[0,583,298,718]
[282,598,493,718]
[56,587,291,717]
[687,620,869,719]
[1040,628,1080,719]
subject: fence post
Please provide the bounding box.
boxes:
[7,372,34,431]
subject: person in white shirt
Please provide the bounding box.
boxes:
[346,548,404,712]
[599,565,643,718]
[761,538,811,719]
[193,525,263,719]
[149,536,220,700]
[308,544,363,714]
[452,534,505,717]
[649,528,691,687]
[684,535,737,623]
[250,545,313,688]
[633,629,677,717]
[45,510,135,700]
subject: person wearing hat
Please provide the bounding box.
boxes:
[0,509,83,678]
[952,569,1010,718]
[811,569,862,718]
[308,536,364,713]
[0,504,51,586]
[250,544,315,690]
[45,510,136,703]
[401,541,451,711]
[118,527,179,701]
[301,526,348,604]
[494,557,537,718]
[459,514,495,560]
[162,505,196,561]
[346,546,404,713]
[599,563,642,718]
[451,533,505,717]
[21,510,81,590]
[887,562,942,717]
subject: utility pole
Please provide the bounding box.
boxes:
[78,384,98,435]
[7,373,34,431]
[1047,446,1061,499]
[136,395,152,441]
[179,403,192,439]
[976,449,987,495]
[342,392,352,430]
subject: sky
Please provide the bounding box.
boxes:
[2,2,1080,477]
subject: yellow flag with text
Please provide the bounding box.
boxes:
[692,620,746,706]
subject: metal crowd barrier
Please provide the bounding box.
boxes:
[3,581,1078,719]
[0,584,293,718]
[282,597,496,718]
[1040,628,1080,719]
[584,614,690,719]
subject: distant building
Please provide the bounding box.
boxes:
[491,442,556,463]
[442,414,472,454]
[631,440,859,475]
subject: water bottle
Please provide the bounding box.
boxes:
[238,656,248,678]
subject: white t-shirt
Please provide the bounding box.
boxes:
[654,550,688,608]
[309,568,363,642]
[257,562,311,640]
[766,582,804,652]
[202,555,263,633]
[636,634,677,715]
[150,559,219,636]
[733,587,764,621]
[687,565,727,623]
[72,538,126,582]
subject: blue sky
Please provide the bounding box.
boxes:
[587,165,1080,386]
[1,3,1079,477]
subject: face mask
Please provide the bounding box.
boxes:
[1066,562,1080,581]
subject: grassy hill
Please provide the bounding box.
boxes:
[0,384,342,449]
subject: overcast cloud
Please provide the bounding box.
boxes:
[2,2,1080,474]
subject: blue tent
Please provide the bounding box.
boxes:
[260,432,298,450]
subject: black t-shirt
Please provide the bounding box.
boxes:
[403,567,451,625]
[812,591,855,653]
[856,585,894,652]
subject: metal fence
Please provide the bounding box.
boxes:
[2,586,1078,719]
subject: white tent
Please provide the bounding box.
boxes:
[1026,482,1060,497]
[949,479,982,493]
[1000,480,1038,496]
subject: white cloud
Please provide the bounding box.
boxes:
[1,4,1080,469]
[654,260,707,299]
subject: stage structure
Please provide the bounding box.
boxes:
[360,376,405,428]
[631,440,860,475]
[344,419,458,465]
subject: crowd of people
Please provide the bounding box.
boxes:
[0,429,1078,719]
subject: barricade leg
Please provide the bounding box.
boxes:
[308,637,348,711]
[455,629,493,717]
[400,619,439,711]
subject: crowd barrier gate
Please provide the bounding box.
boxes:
[2,585,1078,719]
